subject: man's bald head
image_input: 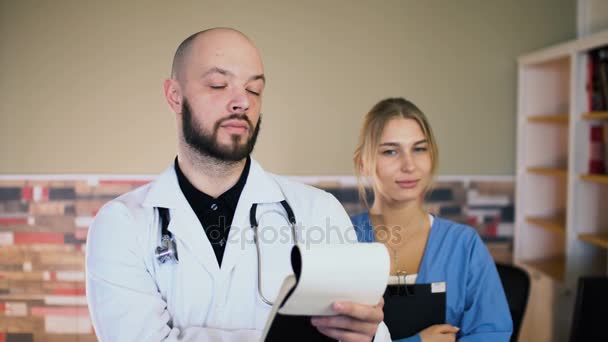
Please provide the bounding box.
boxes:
[170,27,260,82]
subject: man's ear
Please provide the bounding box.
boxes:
[163,79,183,114]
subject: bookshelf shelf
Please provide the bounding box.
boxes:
[527,115,569,124]
[578,233,608,249]
[581,112,608,120]
[521,257,566,282]
[580,174,608,184]
[526,216,566,235]
[527,167,568,177]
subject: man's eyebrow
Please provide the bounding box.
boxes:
[250,74,265,84]
[201,67,265,84]
[201,67,233,78]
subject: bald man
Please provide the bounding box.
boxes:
[86,28,390,341]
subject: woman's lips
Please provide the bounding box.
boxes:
[396,180,419,189]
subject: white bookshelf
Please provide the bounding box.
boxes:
[516,29,608,341]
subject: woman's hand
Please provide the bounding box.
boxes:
[419,324,459,342]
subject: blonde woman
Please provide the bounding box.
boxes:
[351,98,512,342]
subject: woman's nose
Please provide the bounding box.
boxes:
[400,153,416,172]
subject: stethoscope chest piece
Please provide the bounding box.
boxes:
[156,234,178,264]
[155,207,179,264]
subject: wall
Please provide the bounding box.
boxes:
[0,0,575,175]
[578,0,608,36]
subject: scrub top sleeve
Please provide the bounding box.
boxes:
[457,233,513,341]
[86,202,261,342]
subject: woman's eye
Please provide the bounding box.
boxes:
[414,146,428,153]
[247,89,260,96]
[210,85,226,89]
[381,150,397,155]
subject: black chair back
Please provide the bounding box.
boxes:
[569,276,608,342]
[496,263,530,342]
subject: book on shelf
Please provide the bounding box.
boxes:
[588,46,608,112]
[605,122,608,172]
[589,125,606,175]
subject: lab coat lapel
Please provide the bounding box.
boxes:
[169,205,220,275]
[219,159,284,275]
[142,164,220,276]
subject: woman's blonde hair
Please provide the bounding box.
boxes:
[353,97,439,208]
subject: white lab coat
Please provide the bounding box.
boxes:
[86,159,390,341]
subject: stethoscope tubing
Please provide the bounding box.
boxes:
[250,200,297,306]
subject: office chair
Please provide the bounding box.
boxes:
[496,263,530,342]
[569,276,608,342]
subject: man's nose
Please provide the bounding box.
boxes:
[228,88,250,114]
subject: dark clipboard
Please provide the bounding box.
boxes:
[383,282,446,339]
[263,248,337,342]
[263,314,337,341]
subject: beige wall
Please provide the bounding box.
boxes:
[0,0,575,175]
[578,0,608,35]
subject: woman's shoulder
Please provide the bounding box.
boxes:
[349,212,374,243]
[432,216,483,247]
[350,211,370,226]
[432,216,499,268]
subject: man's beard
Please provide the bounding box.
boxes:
[181,99,261,162]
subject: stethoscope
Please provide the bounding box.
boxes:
[249,200,297,306]
[154,199,297,306]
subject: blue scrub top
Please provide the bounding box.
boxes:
[351,213,513,342]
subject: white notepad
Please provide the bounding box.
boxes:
[261,243,390,340]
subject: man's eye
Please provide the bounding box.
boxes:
[247,89,261,96]
[210,85,226,89]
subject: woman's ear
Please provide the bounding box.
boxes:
[359,160,368,177]
[354,156,364,175]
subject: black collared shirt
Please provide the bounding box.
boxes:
[174,157,251,267]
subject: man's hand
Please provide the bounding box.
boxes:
[419,324,459,342]
[310,299,384,342]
